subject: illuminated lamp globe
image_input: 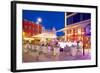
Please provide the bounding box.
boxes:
[37,17,42,23]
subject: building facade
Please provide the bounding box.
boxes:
[23,19,42,37]
[65,19,91,49]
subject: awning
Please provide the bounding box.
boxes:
[32,32,57,38]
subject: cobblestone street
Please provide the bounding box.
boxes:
[23,49,91,63]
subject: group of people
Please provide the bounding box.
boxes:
[23,39,83,59]
[23,42,60,57]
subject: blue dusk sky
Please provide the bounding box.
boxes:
[23,10,65,36]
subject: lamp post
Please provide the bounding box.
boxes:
[36,17,42,33]
[83,28,85,56]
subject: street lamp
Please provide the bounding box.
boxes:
[36,17,42,24]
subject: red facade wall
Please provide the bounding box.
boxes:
[23,20,42,37]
